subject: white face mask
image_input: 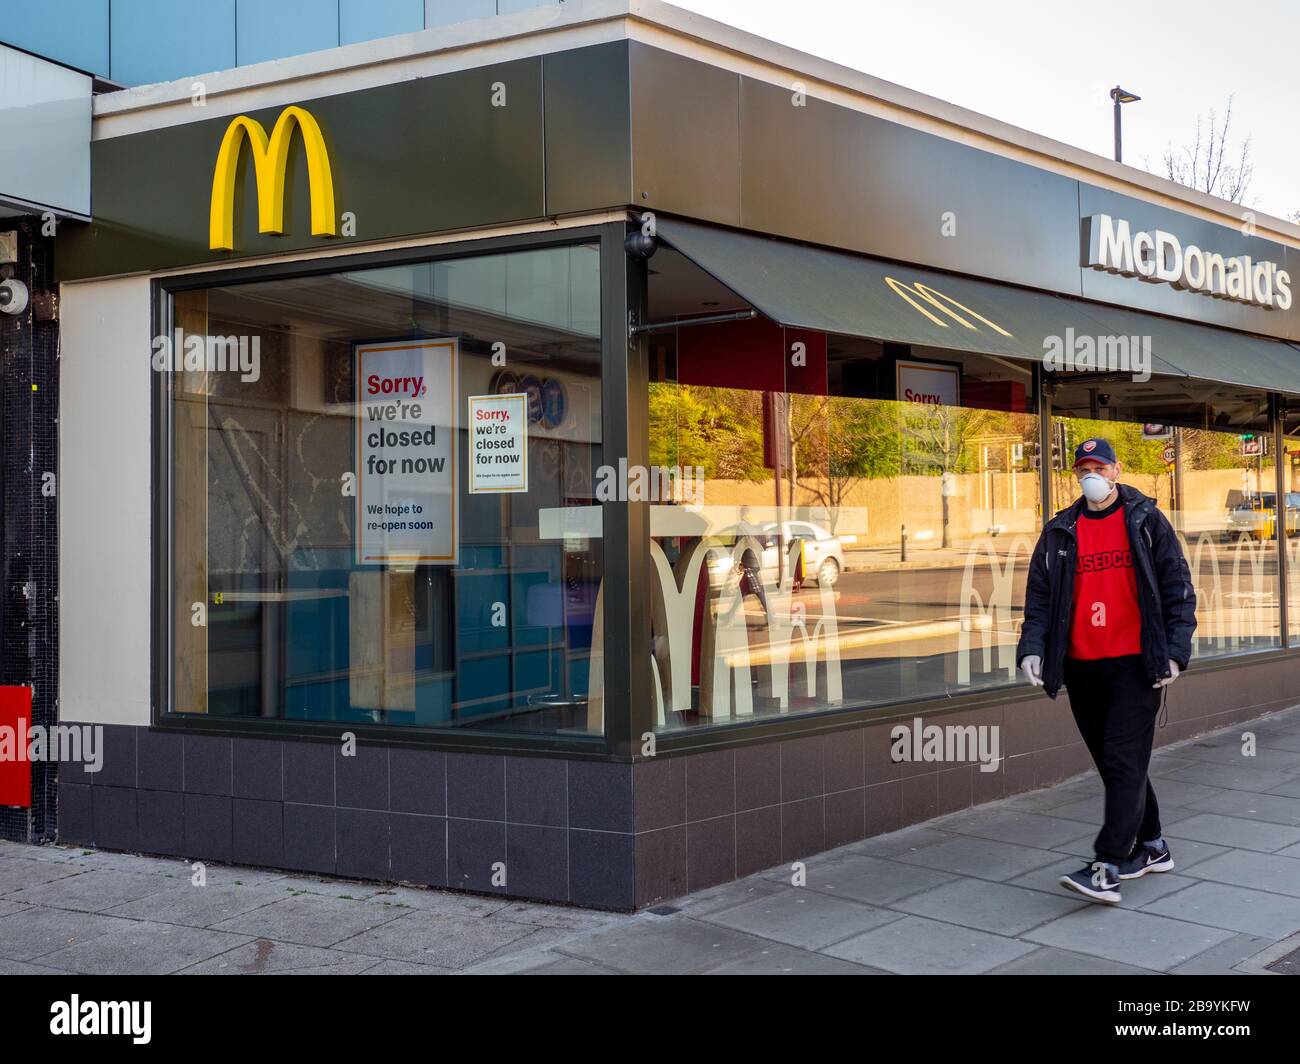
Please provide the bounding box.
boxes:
[1079,471,1115,503]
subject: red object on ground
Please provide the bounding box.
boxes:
[0,686,33,808]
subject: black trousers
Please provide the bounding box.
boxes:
[1063,654,1163,865]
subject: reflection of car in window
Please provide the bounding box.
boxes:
[705,521,845,589]
[1224,491,1300,541]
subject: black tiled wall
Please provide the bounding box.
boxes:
[630,654,1300,908]
[52,653,1300,911]
[58,729,636,910]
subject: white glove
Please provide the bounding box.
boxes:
[1152,660,1181,688]
[1020,655,1043,687]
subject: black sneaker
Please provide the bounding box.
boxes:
[1117,840,1175,880]
[1059,861,1121,903]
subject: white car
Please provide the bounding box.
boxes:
[1224,492,1300,541]
[705,521,845,589]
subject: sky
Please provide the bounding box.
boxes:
[672,0,1300,222]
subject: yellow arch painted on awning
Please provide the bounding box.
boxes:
[209,105,336,251]
[885,277,1013,337]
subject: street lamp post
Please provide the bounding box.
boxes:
[1110,85,1141,163]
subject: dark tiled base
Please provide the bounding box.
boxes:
[447,818,506,894]
[91,786,138,851]
[283,803,335,875]
[56,782,93,846]
[569,829,635,910]
[505,823,568,903]
[337,807,390,880]
[390,812,447,887]
[630,654,1300,908]
[56,655,1300,911]
[233,798,283,868]
[138,790,185,855]
[183,794,232,863]
[58,729,636,910]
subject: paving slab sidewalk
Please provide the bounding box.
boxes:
[5,707,1300,975]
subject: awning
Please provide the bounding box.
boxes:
[1064,300,1300,396]
[655,217,1300,395]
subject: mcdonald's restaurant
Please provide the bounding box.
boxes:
[20,0,1300,910]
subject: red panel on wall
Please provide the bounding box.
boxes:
[784,328,828,395]
[0,686,32,808]
[675,318,829,397]
[964,379,1028,413]
[676,317,785,392]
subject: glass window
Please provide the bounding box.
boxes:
[164,242,604,735]
[1050,376,1279,658]
[646,322,1040,729]
[1279,419,1300,646]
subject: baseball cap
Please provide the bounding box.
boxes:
[1072,437,1117,468]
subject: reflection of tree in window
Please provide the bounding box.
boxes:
[798,398,901,534]
[900,402,993,548]
[648,384,766,482]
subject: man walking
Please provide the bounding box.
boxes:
[1016,437,1197,903]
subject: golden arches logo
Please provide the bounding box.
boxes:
[209,106,336,251]
[884,277,1012,337]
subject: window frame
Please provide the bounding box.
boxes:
[149,222,630,758]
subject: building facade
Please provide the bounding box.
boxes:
[0,42,91,845]
[12,0,1300,909]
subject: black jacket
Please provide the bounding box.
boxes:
[1015,483,1197,698]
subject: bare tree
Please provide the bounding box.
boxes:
[1161,95,1254,203]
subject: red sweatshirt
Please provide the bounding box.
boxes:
[1068,494,1142,659]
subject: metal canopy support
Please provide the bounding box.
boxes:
[631,309,758,334]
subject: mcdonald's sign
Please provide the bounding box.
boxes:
[209,105,336,251]
[884,277,1012,337]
